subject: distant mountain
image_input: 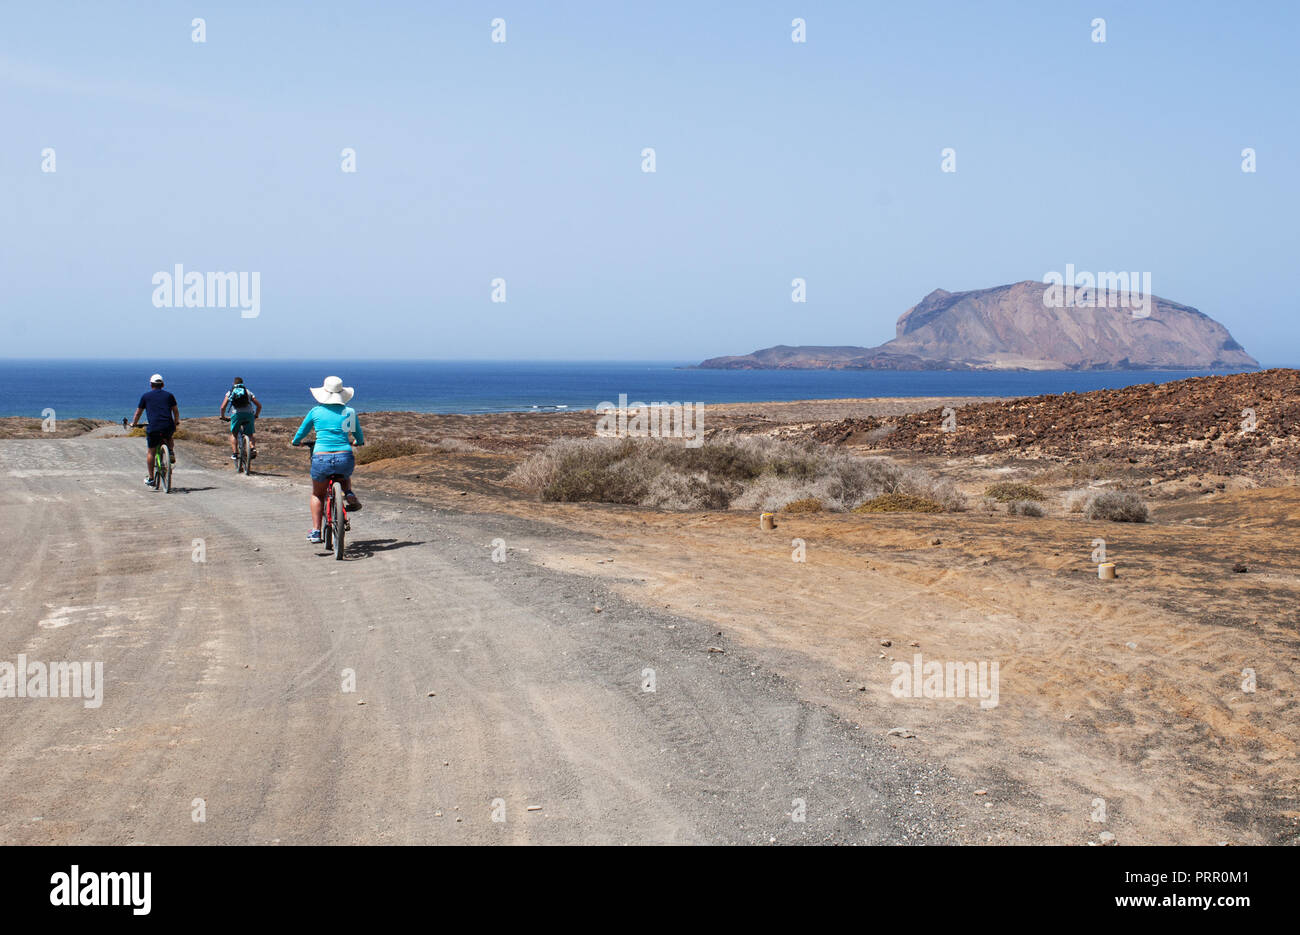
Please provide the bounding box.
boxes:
[698,281,1259,371]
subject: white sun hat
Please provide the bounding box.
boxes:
[149,373,164,385]
[310,375,354,405]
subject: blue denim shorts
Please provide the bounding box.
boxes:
[311,449,355,481]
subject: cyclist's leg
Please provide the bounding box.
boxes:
[145,429,161,479]
[229,416,238,454]
[337,451,361,508]
[310,478,329,529]
[164,433,176,462]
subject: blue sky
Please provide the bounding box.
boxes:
[1,1,1296,363]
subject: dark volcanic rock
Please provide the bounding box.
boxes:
[805,369,1300,479]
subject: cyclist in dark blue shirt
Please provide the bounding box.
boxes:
[129,373,181,487]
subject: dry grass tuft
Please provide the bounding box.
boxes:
[355,440,426,464]
[853,493,944,514]
[984,481,1046,502]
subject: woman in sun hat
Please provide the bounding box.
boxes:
[290,376,365,543]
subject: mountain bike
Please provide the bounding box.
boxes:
[218,416,254,475]
[131,419,173,493]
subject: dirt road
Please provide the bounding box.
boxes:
[0,437,966,844]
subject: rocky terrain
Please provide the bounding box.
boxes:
[699,280,1259,371]
[808,369,1299,479]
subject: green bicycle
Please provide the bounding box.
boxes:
[130,418,173,493]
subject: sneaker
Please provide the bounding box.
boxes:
[144,477,156,487]
[345,494,362,512]
[250,449,257,459]
[230,453,238,460]
[307,530,323,544]
[170,454,177,464]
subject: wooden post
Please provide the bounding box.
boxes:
[760,512,776,531]
[1098,562,1116,580]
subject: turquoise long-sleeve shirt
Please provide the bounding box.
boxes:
[292,404,364,452]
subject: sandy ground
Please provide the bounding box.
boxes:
[5,395,1297,845]
[0,433,974,845]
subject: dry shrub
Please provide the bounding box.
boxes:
[923,478,969,512]
[783,497,823,514]
[1085,490,1149,523]
[355,440,426,464]
[984,481,1046,502]
[1007,500,1045,517]
[853,493,944,514]
[508,434,965,513]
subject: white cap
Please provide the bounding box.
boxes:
[149,373,164,384]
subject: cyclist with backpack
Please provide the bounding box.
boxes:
[219,377,262,461]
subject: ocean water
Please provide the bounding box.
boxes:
[0,359,1255,421]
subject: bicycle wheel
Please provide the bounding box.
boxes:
[331,482,346,560]
[158,446,171,492]
[320,495,332,550]
[238,433,249,474]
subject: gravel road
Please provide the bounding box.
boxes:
[0,437,964,844]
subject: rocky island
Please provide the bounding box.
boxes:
[698,280,1259,371]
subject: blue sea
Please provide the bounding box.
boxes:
[0,359,1262,421]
